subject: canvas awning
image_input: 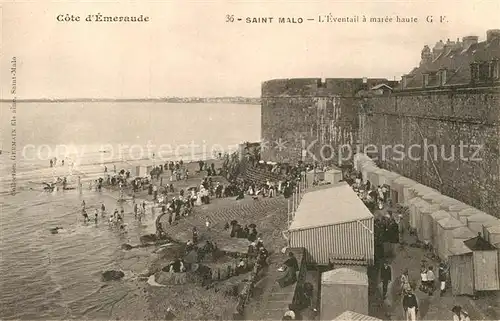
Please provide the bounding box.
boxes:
[289,182,373,231]
[334,310,382,321]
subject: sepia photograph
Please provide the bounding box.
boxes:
[0,1,499,320]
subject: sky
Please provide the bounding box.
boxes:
[0,0,499,98]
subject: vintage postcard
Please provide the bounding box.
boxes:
[0,1,499,320]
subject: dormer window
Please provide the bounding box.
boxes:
[470,63,479,82]
[441,69,447,85]
[423,74,429,87]
[479,62,490,80]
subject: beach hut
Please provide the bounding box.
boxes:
[407,198,421,230]
[448,239,474,296]
[434,196,461,212]
[427,210,450,245]
[135,165,152,177]
[405,181,420,203]
[412,184,438,198]
[361,163,376,183]
[288,182,374,265]
[416,201,441,242]
[395,178,418,204]
[334,310,382,321]
[450,227,476,244]
[447,203,471,219]
[307,169,325,185]
[367,170,379,187]
[485,224,500,245]
[466,213,499,235]
[387,174,402,203]
[463,234,500,291]
[375,169,389,185]
[457,207,482,224]
[320,267,369,319]
[435,216,466,260]
[324,168,342,185]
[422,192,442,203]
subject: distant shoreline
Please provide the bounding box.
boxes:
[0,98,261,105]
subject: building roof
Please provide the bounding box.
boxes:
[321,267,368,285]
[467,213,498,223]
[334,311,382,321]
[451,226,476,239]
[405,35,500,89]
[370,83,393,91]
[289,182,373,231]
[430,210,451,221]
[437,217,466,229]
[449,239,473,255]
[464,234,497,251]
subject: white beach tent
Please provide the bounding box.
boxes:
[485,224,500,245]
[457,207,483,225]
[447,202,471,219]
[411,184,438,198]
[417,202,441,242]
[361,163,376,183]
[435,196,463,212]
[466,213,499,235]
[393,177,417,204]
[288,182,374,265]
[421,191,441,202]
[435,216,467,260]
[428,210,451,246]
[407,197,422,230]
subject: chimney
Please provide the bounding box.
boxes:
[462,36,479,48]
[486,29,500,43]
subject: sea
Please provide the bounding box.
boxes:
[0,102,261,319]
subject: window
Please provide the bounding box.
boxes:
[470,63,479,81]
[492,60,499,79]
[423,74,429,87]
[479,62,489,80]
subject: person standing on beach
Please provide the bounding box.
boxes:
[381,261,392,299]
[82,210,89,223]
[101,203,106,216]
[402,289,418,320]
[426,266,436,295]
[439,263,448,295]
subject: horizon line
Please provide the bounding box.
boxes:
[0,97,262,103]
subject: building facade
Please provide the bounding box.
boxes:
[261,29,500,218]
